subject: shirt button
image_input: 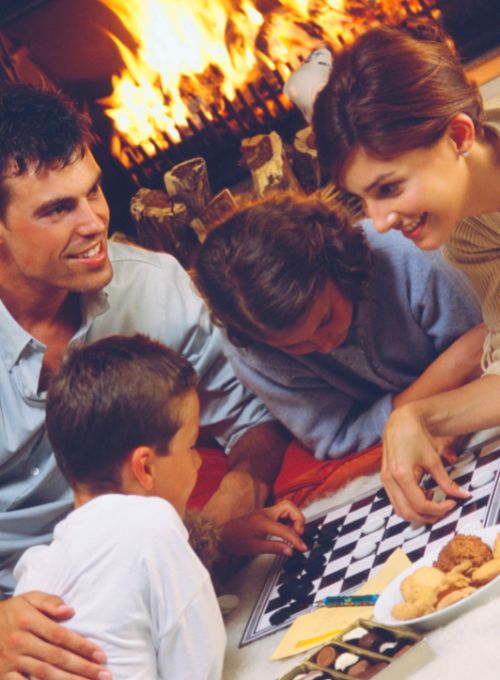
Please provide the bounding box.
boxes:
[30,467,40,477]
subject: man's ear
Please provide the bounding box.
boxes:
[129,446,155,491]
[447,112,475,156]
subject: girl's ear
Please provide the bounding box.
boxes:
[129,446,155,491]
[447,112,475,156]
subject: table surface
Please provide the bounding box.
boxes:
[221,428,500,680]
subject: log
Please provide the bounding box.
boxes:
[130,188,199,268]
[291,126,320,194]
[163,157,211,214]
[191,188,238,241]
[240,130,302,197]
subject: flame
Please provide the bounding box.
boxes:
[98,0,352,164]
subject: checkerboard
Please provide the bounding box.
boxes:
[240,438,500,646]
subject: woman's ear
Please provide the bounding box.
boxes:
[129,446,155,491]
[447,112,475,156]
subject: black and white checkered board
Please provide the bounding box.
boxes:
[240,438,500,646]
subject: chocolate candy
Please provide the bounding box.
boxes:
[348,659,370,677]
[357,631,380,651]
[315,645,337,667]
[358,661,389,679]
[342,626,369,645]
[378,641,398,655]
[335,652,360,672]
[393,643,413,657]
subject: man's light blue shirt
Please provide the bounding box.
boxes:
[0,241,271,594]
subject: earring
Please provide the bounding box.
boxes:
[461,150,470,157]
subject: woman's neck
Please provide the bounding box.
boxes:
[466,129,500,215]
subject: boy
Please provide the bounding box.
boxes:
[14,334,305,679]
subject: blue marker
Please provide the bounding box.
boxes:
[322,594,379,607]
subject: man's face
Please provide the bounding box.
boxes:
[263,277,353,355]
[0,149,112,297]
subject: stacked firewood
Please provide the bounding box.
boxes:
[130,126,360,269]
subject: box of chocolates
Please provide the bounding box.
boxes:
[279,619,433,679]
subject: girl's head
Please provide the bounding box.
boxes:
[313,22,483,187]
[195,193,371,352]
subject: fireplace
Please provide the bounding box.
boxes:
[1,0,499,236]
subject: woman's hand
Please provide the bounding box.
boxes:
[381,405,470,524]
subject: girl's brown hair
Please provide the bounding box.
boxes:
[313,21,483,186]
[195,193,371,347]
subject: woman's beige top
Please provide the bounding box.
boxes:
[442,109,500,374]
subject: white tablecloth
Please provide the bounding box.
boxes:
[222,431,500,680]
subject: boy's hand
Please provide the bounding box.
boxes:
[0,592,111,679]
[219,500,307,557]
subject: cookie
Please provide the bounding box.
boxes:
[471,557,500,585]
[435,586,476,610]
[434,534,493,571]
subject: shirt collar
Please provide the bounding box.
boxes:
[0,289,110,370]
[0,298,34,370]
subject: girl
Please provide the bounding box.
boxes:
[312,21,500,524]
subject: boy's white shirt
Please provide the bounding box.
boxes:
[14,494,226,680]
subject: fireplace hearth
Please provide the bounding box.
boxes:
[90,0,500,197]
[1,0,499,236]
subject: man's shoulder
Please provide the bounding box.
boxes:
[107,240,182,273]
[103,240,196,302]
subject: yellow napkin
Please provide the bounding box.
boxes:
[271,548,411,660]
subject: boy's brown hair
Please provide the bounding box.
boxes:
[46,334,197,493]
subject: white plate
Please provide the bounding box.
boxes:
[374,524,500,630]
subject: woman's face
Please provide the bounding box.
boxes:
[341,132,469,251]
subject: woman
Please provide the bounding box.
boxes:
[312,21,500,524]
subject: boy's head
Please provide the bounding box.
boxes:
[46,334,200,516]
[0,84,95,218]
[195,193,372,354]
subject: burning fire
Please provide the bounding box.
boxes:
[98,0,350,163]
[98,0,441,166]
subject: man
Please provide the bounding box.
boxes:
[0,84,290,678]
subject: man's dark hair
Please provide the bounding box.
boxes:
[46,334,197,493]
[195,193,371,346]
[0,84,95,215]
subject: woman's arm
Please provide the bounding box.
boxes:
[392,323,485,409]
[382,373,500,524]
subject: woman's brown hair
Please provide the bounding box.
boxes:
[313,21,483,186]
